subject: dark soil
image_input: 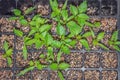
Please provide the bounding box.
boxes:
[0,34,14,50]
[102,70,117,80]
[15,51,31,68]
[84,70,100,80]
[0,0,16,15]
[32,70,48,80]
[84,53,100,68]
[101,52,118,68]
[49,71,60,80]
[15,70,31,80]
[65,53,83,68]
[0,70,13,79]
[0,51,7,68]
[66,70,82,80]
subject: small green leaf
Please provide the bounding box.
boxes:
[39,54,45,58]
[115,41,120,45]
[25,39,35,46]
[61,10,68,21]
[13,9,21,16]
[23,45,27,60]
[3,41,9,51]
[97,32,105,41]
[45,33,53,46]
[35,40,42,49]
[49,63,58,70]
[113,45,120,52]
[57,51,62,63]
[39,24,51,33]
[78,0,87,13]
[29,61,34,66]
[67,21,82,36]
[111,31,118,41]
[9,17,18,20]
[98,43,109,50]
[56,23,65,36]
[50,0,58,11]
[77,14,89,20]
[58,71,65,80]
[6,49,13,57]
[20,19,28,26]
[7,57,12,66]
[80,39,90,50]
[94,22,101,27]
[17,66,35,76]
[47,47,54,60]
[36,63,43,70]
[28,30,37,36]
[13,28,23,37]
[25,7,35,15]
[58,62,69,70]
[62,0,68,10]
[52,40,62,48]
[70,5,78,15]
[82,32,92,38]
[61,46,70,54]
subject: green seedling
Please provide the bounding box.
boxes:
[17,60,47,76]
[92,32,109,50]
[108,31,120,52]
[2,41,13,66]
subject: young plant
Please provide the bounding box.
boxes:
[108,31,120,52]
[92,32,109,50]
[2,41,13,66]
[17,60,46,76]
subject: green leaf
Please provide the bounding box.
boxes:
[29,61,34,66]
[69,40,77,47]
[45,33,53,46]
[61,46,70,54]
[3,41,9,51]
[62,0,68,9]
[6,49,13,57]
[13,9,21,16]
[85,22,95,27]
[52,40,62,48]
[9,17,18,20]
[39,24,51,33]
[25,39,35,46]
[58,71,65,80]
[25,7,35,15]
[98,43,109,50]
[23,45,27,60]
[57,51,62,63]
[82,32,92,38]
[115,41,120,45]
[61,10,68,21]
[56,23,65,36]
[113,45,120,52]
[28,30,37,36]
[20,19,28,26]
[17,66,35,76]
[67,21,82,36]
[58,62,69,70]
[80,39,90,50]
[94,22,101,27]
[77,14,89,20]
[78,0,87,13]
[35,61,43,70]
[39,54,45,58]
[13,28,23,37]
[50,0,58,11]
[7,57,12,66]
[35,40,42,49]
[49,63,58,70]
[97,32,105,41]
[111,31,118,41]
[47,47,54,60]
[70,5,78,15]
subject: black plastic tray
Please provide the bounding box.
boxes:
[0,0,120,80]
